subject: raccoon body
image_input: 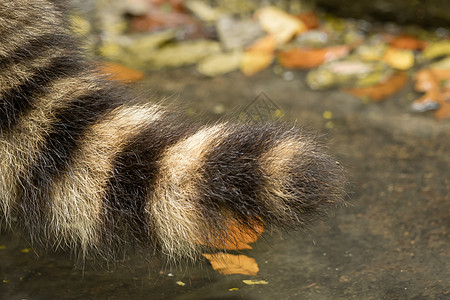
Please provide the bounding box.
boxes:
[0,0,345,262]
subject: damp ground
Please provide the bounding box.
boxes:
[1,68,449,300]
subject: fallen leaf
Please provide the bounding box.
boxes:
[197,218,264,250]
[306,59,391,90]
[241,35,276,76]
[388,34,427,50]
[184,0,222,23]
[99,62,145,82]
[413,69,450,92]
[203,253,259,275]
[197,51,242,76]
[383,47,415,70]
[296,11,320,30]
[243,279,269,285]
[356,44,387,61]
[130,13,191,32]
[344,71,408,101]
[176,281,186,286]
[148,40,221,68]
[412,68,450,120]
[423,41,450,60]
[434,99,450,120]
[246,34,277,53]
[278,45,350,69]
[256,6,306,45]
[241,52,274,76]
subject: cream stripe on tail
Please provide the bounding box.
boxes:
[50,105,162,254]
[150,124,228,260]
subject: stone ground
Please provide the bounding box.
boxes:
[1,67,449,299]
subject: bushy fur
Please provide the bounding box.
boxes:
[0,0,345,262]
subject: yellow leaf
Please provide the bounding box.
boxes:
[239,35,277,76]
[243,279,269,285]
[423,41,450,60]
[197,51,242,77]
[203,253,259,275]
[21,248,32,253]
[241,52,274,76]
[247,35,277,53]
[256,6,306,45]
[383,47,414,70]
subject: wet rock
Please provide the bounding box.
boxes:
[216,16,264,50]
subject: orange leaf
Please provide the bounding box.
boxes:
[278,45,350,69]
[196,219,264,250]
[296,11,320,30]
[99,62,145,82]
[388,34,427,50]
[202,253,259,275]
[413,68,450,119]
[344,71,408,101]
[435,99,450,120]
[240,35,277,76]
[246,35,277,53]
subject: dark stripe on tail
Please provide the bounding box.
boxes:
[199,124,281,230]
[0,33,72,63]
[18,85,124,235]
[286,147,345,223]
[0,54,83,132]
[101,114,197,254]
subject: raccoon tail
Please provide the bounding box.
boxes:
[0,0,346,261]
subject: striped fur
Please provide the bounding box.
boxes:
[0,0,345,262]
